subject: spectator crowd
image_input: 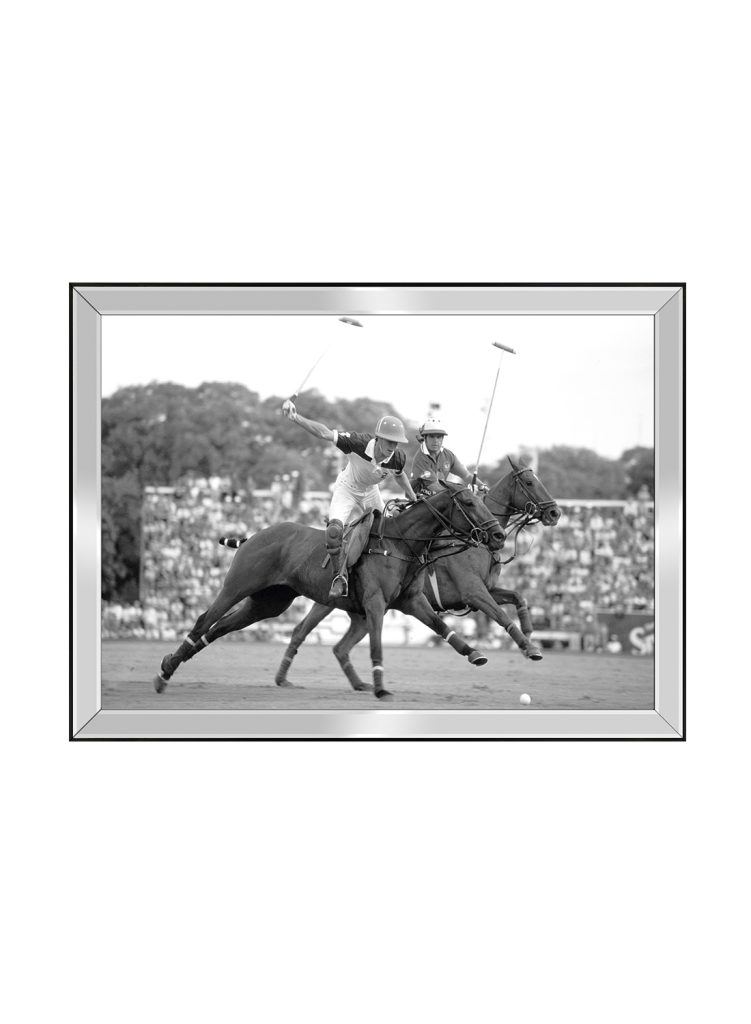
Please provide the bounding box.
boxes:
[500,498,654,634]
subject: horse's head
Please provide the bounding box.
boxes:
[486,455,561,527]
[428,481,506,551]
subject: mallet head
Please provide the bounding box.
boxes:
[339,317,363,327]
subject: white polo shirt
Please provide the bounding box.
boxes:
[332,430,406,495]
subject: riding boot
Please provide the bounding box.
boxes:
[329,547,349,599]
[326,518,349,599]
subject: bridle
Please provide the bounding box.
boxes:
[485,467,558,527]
[483,467,560,564]
[418,486,499,547]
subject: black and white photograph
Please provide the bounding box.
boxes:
[73,283,683,740]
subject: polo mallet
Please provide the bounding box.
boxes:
[288,316,363,403]
[472,341,517,487]
[289,349,329,403]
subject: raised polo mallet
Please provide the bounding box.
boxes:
[472,341,517,486]
[288,316,363,403]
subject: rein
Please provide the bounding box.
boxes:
[493,511,539,565]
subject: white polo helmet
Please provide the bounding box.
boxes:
[418,417,448,437]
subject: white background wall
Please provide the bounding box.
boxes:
[7,3,743,1023]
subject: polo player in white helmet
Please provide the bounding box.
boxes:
[282,399,416,598]
[410,417,487,496]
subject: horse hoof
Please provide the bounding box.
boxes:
[154,675,168,694]
[524,646,543,661]
[352,682,374,692]
[468,651,488,667]
[375,689,393,701]
[275,677,294,687]
[160,655,174,678]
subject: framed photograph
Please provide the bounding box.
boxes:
[71,283,684,740]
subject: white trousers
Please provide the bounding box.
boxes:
[329,482,384,525]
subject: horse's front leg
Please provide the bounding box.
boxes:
[364,593,391,700]
[333,613,372,692]
[397,593,488,667]
[490,586,534,638]
[275,601,333,687]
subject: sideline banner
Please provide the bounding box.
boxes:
[598,611,655,656]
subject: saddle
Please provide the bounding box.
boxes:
[321,510,379,570]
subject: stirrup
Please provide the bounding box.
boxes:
[329,575,348,598]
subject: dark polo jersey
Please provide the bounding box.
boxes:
[410,446,469,494]
[333,431,406,492]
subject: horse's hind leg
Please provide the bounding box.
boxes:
[157,599,257,688]
[275,602,334,687]
[160,586,297,690]
[332,614,371,692]
[154,583,256,691]
[207,587,298,646]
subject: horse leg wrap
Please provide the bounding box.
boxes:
[505,622,528,650]
[444,629,473,658]
[160,638,193,678]
[176,634,210,663]
[517,602,533,637]
[492,608,528,652]
[279,649,296,671]
[275,650,296,684]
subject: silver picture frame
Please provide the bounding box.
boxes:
[71,283,685,740]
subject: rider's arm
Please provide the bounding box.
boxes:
[451,454,472,481]
[282,401,336,443]
[394,470,417,502]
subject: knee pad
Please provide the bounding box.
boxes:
[326,519,344,551]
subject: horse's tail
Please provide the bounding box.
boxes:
[219,536,249,549]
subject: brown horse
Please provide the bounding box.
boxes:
[273,456,560,689]
[154,482,505,700]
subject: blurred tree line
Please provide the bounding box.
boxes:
[102,382,654,601]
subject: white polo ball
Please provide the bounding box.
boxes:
[519,693,532,705]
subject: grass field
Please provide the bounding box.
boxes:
[101,640,654,711]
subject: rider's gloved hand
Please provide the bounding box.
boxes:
[282,399,297,421]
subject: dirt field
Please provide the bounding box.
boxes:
[101,640,654,711]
